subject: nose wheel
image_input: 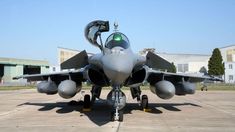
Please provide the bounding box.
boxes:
[111,110,123,121]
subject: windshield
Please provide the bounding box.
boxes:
[105,32,130,49]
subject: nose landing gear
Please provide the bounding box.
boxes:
[108,85,126,122]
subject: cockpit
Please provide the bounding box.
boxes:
[105,32,130,49]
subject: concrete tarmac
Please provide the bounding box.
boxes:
[0,89,235,132]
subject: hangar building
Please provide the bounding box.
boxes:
[140,48,210,75]
[0,57,49,85]
[156,52,210,74]
[57,47,93,65]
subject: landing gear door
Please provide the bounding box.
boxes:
[84,20,109,50]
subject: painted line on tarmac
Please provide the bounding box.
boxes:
[111,121,121,132]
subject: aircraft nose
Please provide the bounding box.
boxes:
[102,54,133,85]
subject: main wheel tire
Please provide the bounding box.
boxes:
[84,94,91,109]
[119,110,124,122]
[141,95,148,109]
[110,111,115,121]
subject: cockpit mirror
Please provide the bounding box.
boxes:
[84,20,109,50]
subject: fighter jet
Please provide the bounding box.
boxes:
[14,20,220,121]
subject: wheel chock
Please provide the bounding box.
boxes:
[82,108,91,112]
[143,108,151,112]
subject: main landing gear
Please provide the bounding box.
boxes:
[67,93,92,112]
[141,95,151,112]
[68,85,102,112]
[83,94,91,111]
[90,86,102,104]
[83,86,102,111]
[130,87,151,112]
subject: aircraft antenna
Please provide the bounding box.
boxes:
[114,21,119,32]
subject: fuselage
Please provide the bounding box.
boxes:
[88,32,145,86]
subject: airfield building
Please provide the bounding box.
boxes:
[0,57,49,85]
[156,52,210,74]
[57,47,93,65]
[141,45,235,83]
[140,48,210,75]
[220,45,235,83]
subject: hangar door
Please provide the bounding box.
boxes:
[23,65,40,75]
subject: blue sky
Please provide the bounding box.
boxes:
[0,0,235,65]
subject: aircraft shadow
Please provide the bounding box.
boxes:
[19,100,201,126]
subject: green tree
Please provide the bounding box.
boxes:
[199,66,208,75]
[208,48,224,76]
[168,62,176,73]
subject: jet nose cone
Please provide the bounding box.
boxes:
[102,54,133,85]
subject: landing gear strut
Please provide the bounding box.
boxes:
[91,86,102,104]
[130,87,141,101]
[109,85,125,122]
